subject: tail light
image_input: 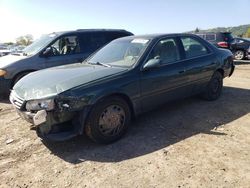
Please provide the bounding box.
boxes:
[217,41,228,48]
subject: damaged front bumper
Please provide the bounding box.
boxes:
[16,108,78,141]
[10,91,91,141]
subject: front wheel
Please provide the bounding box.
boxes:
[201,71,223,101]
[84,96,131,144]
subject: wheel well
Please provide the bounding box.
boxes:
[216,69,224,77]
[235,49,246,52]
[11,70,35,87]
[98,93,135,118]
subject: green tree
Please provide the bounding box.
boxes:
[195,27,200,33]
[245,28,250,38]
[4,42,14,45]
[16,34,33,46]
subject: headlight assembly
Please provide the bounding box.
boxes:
[0,69,6,77]
[26,99,55,111]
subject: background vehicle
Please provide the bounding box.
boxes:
[10,33,234,144]
[0,46,11,57]
[196,32,234,49]
[230,38,250,60]
[0,29,133,96]
[248,46,250,59]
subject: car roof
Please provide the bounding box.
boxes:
[195,32,232,35]
[113,33,200,41]
[49,29,133,36]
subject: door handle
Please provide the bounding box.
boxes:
[179,70,186,74]
[77,58,84,62]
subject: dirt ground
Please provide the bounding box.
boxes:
[0,62,250,188]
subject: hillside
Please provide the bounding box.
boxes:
[190,24,250,37]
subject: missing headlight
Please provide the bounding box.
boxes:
[26,99,55,111]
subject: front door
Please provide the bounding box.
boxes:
[43,35,87,68]
[140,37,190,112]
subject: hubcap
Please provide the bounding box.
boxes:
[98,105,125,136]
[234,51,244,60]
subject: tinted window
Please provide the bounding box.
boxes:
[79,32,109,53]
[148,38,180,65]
[90,33,109,51]
[107,32,131,41]
[181,37,209,58]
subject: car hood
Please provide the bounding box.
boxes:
[13,63,127,100]
[0,54,27,68]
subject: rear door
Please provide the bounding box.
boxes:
[179,36,218,94]
[140,37,190,111]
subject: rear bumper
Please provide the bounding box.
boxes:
[0,77,11,97]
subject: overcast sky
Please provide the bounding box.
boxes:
[0,0,249,42]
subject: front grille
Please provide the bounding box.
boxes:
[9,91,25,110]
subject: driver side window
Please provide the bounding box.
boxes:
[48,36,80,56]
[148,38,180,65]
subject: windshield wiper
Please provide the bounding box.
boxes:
[89,61,111,67]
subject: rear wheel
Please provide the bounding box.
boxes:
[234,50,245,60]
[84,96,131,144]
[201,71,223,101]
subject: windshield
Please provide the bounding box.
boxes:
[88,38,150,67]
[23,33,58,56]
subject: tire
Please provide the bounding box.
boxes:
[201,71,223,101]
[84,96,131,144]
[234,50,245,60]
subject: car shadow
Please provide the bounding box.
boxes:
[41,86,249,163]
[0,92,11,104]
[0,98,10,104]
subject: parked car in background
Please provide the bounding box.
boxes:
[10,45,26,55]
[247,45,250,60]
[230,37,250,60]
[0,46,11,57]
[195,32,234,49]
[0,29,133,96]
[10,33,235,143]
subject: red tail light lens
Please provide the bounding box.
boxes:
[217,41,228,48]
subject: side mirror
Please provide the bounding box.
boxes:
[41,47,53,57]
[143,59,161,70]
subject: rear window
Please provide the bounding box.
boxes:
[181,37,209,59]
